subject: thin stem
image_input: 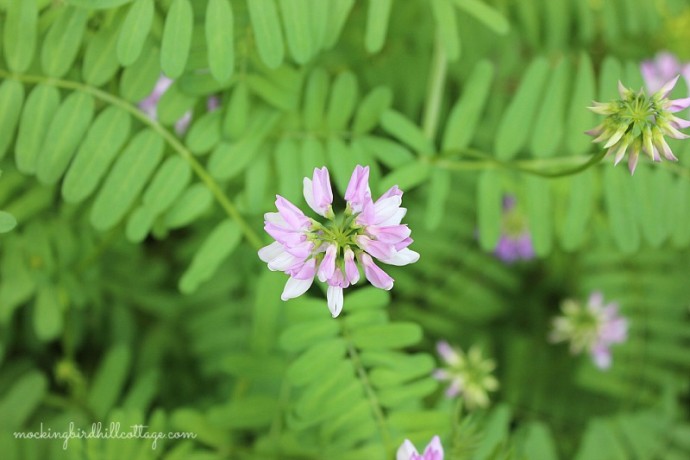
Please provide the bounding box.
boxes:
[422,34,447,142]
[0,69,264,250]
[342,324,393,455]
[436,149,608,178]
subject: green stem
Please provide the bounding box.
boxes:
[435,149,608,178]
[342,324,393,455]
[0,69,264,250]
[422,35,447,142]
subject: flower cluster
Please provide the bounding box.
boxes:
[587,76,690,174]
[494,195,534,263]
[433,341,499,409]
[258,165,419,317]
[549,292,628,370]
[397,436,444,460]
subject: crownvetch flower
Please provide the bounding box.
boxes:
[549,292,628,370]
[587,77,690,174]
[494,195,534,263]
[397,436,444,460]
[433,341,499,409]
[259,165,419,317]
[641,52,690,94]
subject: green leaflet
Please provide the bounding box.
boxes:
[425,166,451,230]
[244,150,270,213]
[87,344,132,419]
[90,129,164,231]
[163,183,213,230]
[377,160,431,194]
[208,110,280,180]
[161,0,193,79]
[62,106,132,204]
[40,6,88,78]
[633,166,669,248]
[326,137,358,195]
[566,52,596,155]
[286,338,347,386]
[494,57,550,160]
[357,135,415,169]
[451,0,510,35]
[33,283,63,341]
[205,0,235,83]
[15,85,60,174]
[442,60,494,151]
[352,86,393,135]
[3,0,37,73]
[521,422,559,460]
[66,0,133,8]
[247,0,285,69]
[322,0,354,48]
[157,81,196,126]
[0,80,24,160]
[559,169,594,251]
[82,14,123,87]
[274,138,302,203]
[303,68,330,131]
[179,219,242,294]
[36,92,95,185]
[185,111,222,155]
[222,81,250,139]
[208,396,278,429]
[604,167,640,253]
[529,58,569,157]
[0,371,47,431]
[525,176,552,256]
[0,212,16,233]
[119,44,161,102]
[326,71,359,131]
[349,323,422,350]
[126,156,191,242]
[279,0,314,64]
[380,110,435,155]
[364,0,392,53]
[117,0,154,66]
[431,0,461,61]
[279,319,340,353]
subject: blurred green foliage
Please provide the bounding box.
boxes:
[0,0,689,459]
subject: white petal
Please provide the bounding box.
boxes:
[303,177,320,215]
[373,196,402,224]
[281,276,314,301]
[382,248,420,266]
[258,241,285,263]
[268,251,299,272]
[378,208,407,226]
[396,439,419,460]
[327,286,344,317]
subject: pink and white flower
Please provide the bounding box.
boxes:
[549,292,628,370]
[259,165,419,317]
[397,436,444,460]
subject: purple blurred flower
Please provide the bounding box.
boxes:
[207,95,221,112]
[494,195,534,263]
[138,75,193,136]
[641,52,690,94]
[397,436,444,460]
[259,165,419,317]
[433,341,498,409]
[550,292,628,370]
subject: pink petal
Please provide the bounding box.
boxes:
[344,248,360,285]
[436,341,460,366]
[397,440,420,460]
[422,436,444,460]
[360,253,394,290]
[357,235,395,260]
[317,244,337,282]
[327,285,343,317]
[275,196,309,229]
[344,165,371,212]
